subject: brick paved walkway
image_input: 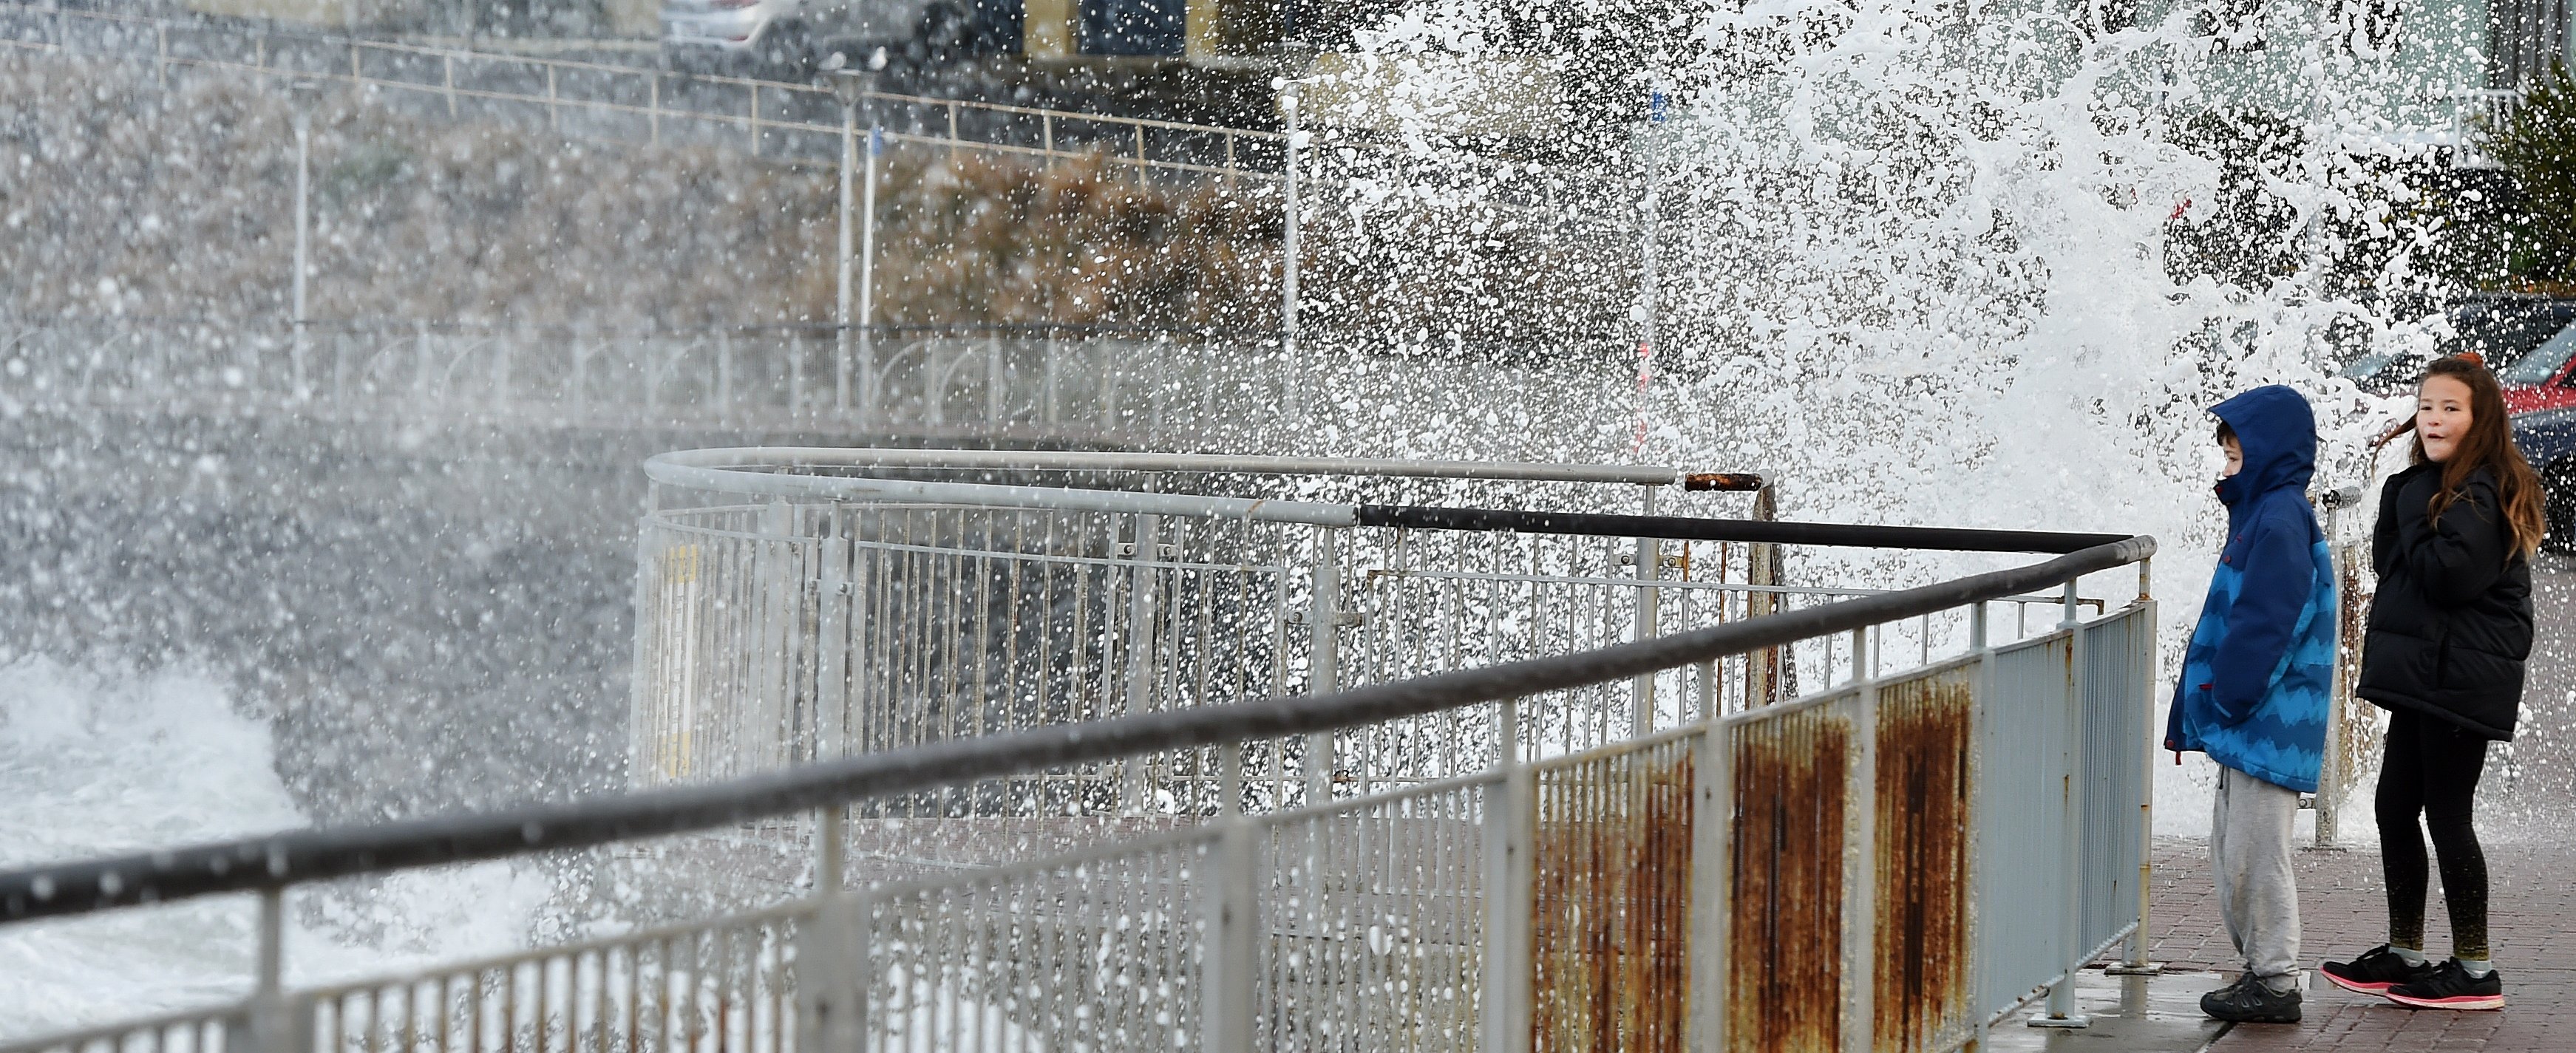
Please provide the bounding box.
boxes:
[2135,835,2576,1049]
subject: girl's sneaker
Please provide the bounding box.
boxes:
[2320,944,2435,995]
[2383,959,2506,1010]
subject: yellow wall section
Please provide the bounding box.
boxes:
[1184,0,1216,58]
[1024,0,1075,57]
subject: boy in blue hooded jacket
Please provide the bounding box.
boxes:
[2164,384,2337,1025]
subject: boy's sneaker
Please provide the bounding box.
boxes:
[2201,973,2302,1023]
[2383,959,2505,1010]
[2320,944,2436,995]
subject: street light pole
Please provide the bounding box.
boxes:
[859,125,880,426]
[837,96,856,416]
[290,79,319,401]
[1279,79,1302,422]
[832,65,883,428]
[1631,85,1665,452]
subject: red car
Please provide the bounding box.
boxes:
[2473,298,2576,414]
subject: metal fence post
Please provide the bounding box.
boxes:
[412,321,431,398]
[857,127,880,429]
[229,887,310,1053]
[818,534,852,763]
[1633,487,1660,737]
[985,333,1002,423]
[1689,720,1732,1053]
[1843,635,1877,1053]
[2031,580,2091,1028]
[1305,526,1340,804]
[1279,82,1303,423]
[289,81,316,401]
[2312,487,2364,851]
[797,890,871,1053]
[1482,757,1535,1053]
[1201,817,1258,1053]
[717,328,733,415]
[1123,513,1161,811]
[1746,483,1782,706]
[2111,577,2164,975]
[836,99,856,416]
[1044,333,1061,426]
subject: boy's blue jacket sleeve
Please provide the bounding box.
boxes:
[2208,507,2316,726]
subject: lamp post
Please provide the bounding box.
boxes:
[832,64,883,426]
[1632,84,1665,452]
[290,78,320,401]
[1278,78,1303,422]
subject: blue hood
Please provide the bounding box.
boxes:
[2212,385,2317,514]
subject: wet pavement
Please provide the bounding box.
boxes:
[2019,837,2576,1052]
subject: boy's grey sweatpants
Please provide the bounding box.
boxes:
[2212,764,2303,989]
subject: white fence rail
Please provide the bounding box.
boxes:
[0,317,1314,441]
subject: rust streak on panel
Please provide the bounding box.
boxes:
[1530,740,1695,1053]
[1726,709,1848,1053]
[1874,669,1975,1052]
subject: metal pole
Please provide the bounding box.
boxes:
[1305,525,1338,805]
[1632,487,1660,736]
[1632,86,1662,453]
[2111,568,2164,975]
[837,100,856,416]
[1688,713,1731,1052]
[2032,579,2092,1028]
[1843,634,1877,1053]
[858,126,880,427]
[1279,81,1303,422]
[1201,817,1257,1053]
[289,81,317,401]
[1481,758,1535,1053]
[2311,490,2365,852]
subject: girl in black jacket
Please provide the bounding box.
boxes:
[2321,355,2546,1011]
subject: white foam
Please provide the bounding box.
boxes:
[0,659,552,1039]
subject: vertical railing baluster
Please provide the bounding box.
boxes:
[1843,633,1877,1053]
[1481,752,1533,1053]
[1200,817,1257,1053]
[2031,580,2092,1028]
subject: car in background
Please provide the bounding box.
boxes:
[2337,296,2576,398]
[2511,404,2576,551]
[661,0,1015,78]
[2476,297,2576,414]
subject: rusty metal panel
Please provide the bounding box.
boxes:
[1872,666,1977,1052]
[1724,702,1851,1053]
[1529,737,1698,1053]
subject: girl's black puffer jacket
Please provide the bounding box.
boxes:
[2355,461,2532,740]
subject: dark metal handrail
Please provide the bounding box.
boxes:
[0,534,2152,924]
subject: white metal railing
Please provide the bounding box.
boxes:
[2437,87,2524,165]
[0,451,2158,1053]
[0,317,1325,442]
[0,316,1651,455]
[628,451,2115,808]
[0,2,1283,179]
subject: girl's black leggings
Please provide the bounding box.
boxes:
[2373,708,2492,960]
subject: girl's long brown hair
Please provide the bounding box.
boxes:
[2377,355,2548,558]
